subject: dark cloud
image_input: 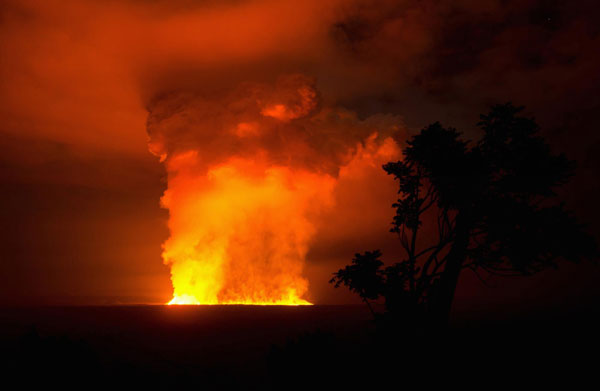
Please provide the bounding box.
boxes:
[147,74,404,176]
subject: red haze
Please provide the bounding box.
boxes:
[1,0,599,309]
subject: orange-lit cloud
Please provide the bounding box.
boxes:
[147,74,403,304]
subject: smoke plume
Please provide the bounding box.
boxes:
[147,75,402,304]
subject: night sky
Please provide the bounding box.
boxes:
[1,0,599,310]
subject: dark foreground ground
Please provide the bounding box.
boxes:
[1,305,598,388]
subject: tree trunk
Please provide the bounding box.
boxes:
[429,212,470,326]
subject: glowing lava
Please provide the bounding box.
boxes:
[161,154,335,305]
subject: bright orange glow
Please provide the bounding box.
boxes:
[146,74,403,306]
[161,153,336,305]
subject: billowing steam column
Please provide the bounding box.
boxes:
[147,75,400,305]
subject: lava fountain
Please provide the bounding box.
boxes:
[146,75,401,305]
[162,154,335,305]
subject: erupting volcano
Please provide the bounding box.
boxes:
[147,75,401,305]
[162,156,336,305]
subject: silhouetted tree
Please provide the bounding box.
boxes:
[331,103,598,326]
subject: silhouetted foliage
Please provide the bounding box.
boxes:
[329,250,384,315]
[331,103,598,326]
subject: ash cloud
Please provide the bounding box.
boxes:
[146,74,404,177]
